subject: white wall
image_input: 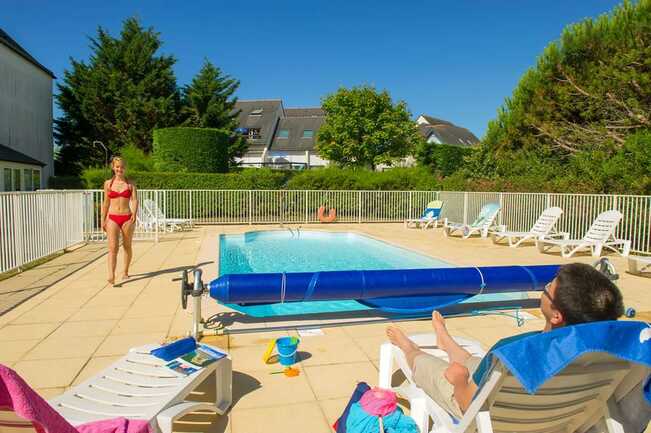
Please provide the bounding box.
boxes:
[0,43,53,186]
[0,161,41,191]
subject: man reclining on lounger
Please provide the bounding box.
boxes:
[386,263,625,419]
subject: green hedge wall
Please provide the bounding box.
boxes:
[153,127,230,173]
[286,167,443,190]
[48,176,85,189]
[82,168,293,190]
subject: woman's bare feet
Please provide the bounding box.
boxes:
[432,311,471,364]
[108,275,115,286]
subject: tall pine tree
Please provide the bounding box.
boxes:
[54,17,179,175]
[181,60,247,164]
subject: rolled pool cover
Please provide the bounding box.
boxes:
[208,265,560,314]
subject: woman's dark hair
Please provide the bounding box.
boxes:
[554,263,624,324]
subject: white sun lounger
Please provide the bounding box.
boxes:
[405,201,444,229]
[536,209,630,258]
[48,344,232,433]
[443,202,502,239]
[143,199,193,232]
[492,206,565,247]
[378,333,649,433]
[628,255,651,275]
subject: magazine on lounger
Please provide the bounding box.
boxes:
[165,344,226,376]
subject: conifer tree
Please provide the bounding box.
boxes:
[54,17,179,174]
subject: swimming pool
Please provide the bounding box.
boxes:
[218,230,526,317]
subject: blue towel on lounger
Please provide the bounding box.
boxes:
[150,337,197,361]
[476,321,651,403]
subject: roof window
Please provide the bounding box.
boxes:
[302,129,314,138]
[278,129,289,138]
[250,108,263,115]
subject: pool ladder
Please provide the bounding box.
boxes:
[286,226,301,238]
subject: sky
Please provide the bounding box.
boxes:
[2,0,624,138]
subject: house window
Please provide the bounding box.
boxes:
[278,129,289,139]
[23,169,32,191]
[32,170,40,190]
[248,128,261,139]
[3,168,11,192]
[250,108,263,115]
[13,169,21,191]
[302,129,314,138]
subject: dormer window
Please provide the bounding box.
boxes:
[278,129,289,138]
[250,108,263,115]
[302,129,314,138]
[248,128,261,139]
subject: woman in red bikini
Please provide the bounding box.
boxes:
[101,156,138,286]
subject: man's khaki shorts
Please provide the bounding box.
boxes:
[412,353,482,419]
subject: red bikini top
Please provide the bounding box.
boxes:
[107,178,132,199]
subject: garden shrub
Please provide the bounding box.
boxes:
[48,176,85,189]
[416,143,473,175]
[286,167,442,190]
[153,127,230,173]
[82,168,292,190]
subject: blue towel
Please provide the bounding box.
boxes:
[345,403,418,433]
[150,337,197,361]
[335,382,371,433]
[479,321,651,403]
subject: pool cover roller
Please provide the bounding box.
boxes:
[208,265,560,314]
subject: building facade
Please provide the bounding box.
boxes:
[0,28,55,191]
[233,100,328,169]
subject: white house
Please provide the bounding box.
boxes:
[0,28,55,191]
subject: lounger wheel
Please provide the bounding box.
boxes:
[156,401,219,433]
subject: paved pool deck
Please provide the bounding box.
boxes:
[1,223,649,433]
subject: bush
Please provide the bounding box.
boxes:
[153,127,230,173]
[82,167,292,190]
[286,167,442,190]
[48,176,85,189]
[416,143,473,175]
[120,143,154,172]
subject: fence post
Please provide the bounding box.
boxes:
[463,192,468,225]
[154,190,159,243]
[358,191,362,224]
[408,191,413,220]
[12,194,25,270]
[305,190,309,224]
[248,190,252,225]
[498,193,503,226]
[546,193,551,209]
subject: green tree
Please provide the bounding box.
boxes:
[180,60,247,164]
[54,17,179,175]
[316,86,421,169]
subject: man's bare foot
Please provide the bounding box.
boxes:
[386,325,419,353]
[432,311,471,364]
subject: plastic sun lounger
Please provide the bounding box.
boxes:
[491,206,565,248]
[47,344,232,433]
[405,201,444,229]
[628,255,651,275]
[443,203,502,239]
[143,199,193,232]
[536,209,631,258]
[378,332,650,433]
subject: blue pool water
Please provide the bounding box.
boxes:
[218,230,525,317]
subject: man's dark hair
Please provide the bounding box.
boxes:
[554,263,624,325]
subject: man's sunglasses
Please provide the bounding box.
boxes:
[542,282,555,304]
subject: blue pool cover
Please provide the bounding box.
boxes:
[208,265,560,314]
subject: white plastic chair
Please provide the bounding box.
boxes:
[536,209,630,258]
[405,201,444,229]
[379,334,649,433]
[492,206,565,248]
[48,344,231,433]
[443,203,501,239]
[143,199,193,232]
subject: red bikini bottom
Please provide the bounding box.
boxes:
[108,213,132,228]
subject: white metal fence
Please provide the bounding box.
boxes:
[2,189,650,274]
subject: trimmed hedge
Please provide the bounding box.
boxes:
[153,127,230,173]
[286,167,443,190]
[82,168,293,190]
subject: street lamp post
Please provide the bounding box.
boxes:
[93,140,109,166]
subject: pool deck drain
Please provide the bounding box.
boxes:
[1,224,650,433]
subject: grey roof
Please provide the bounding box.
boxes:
[420,115,453,126]
[0,28,55,78]
[232,100,283,149]
[285,107,324,117]
[270,116,325,151]
[0,143,46,166]
[419,124,479,147]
